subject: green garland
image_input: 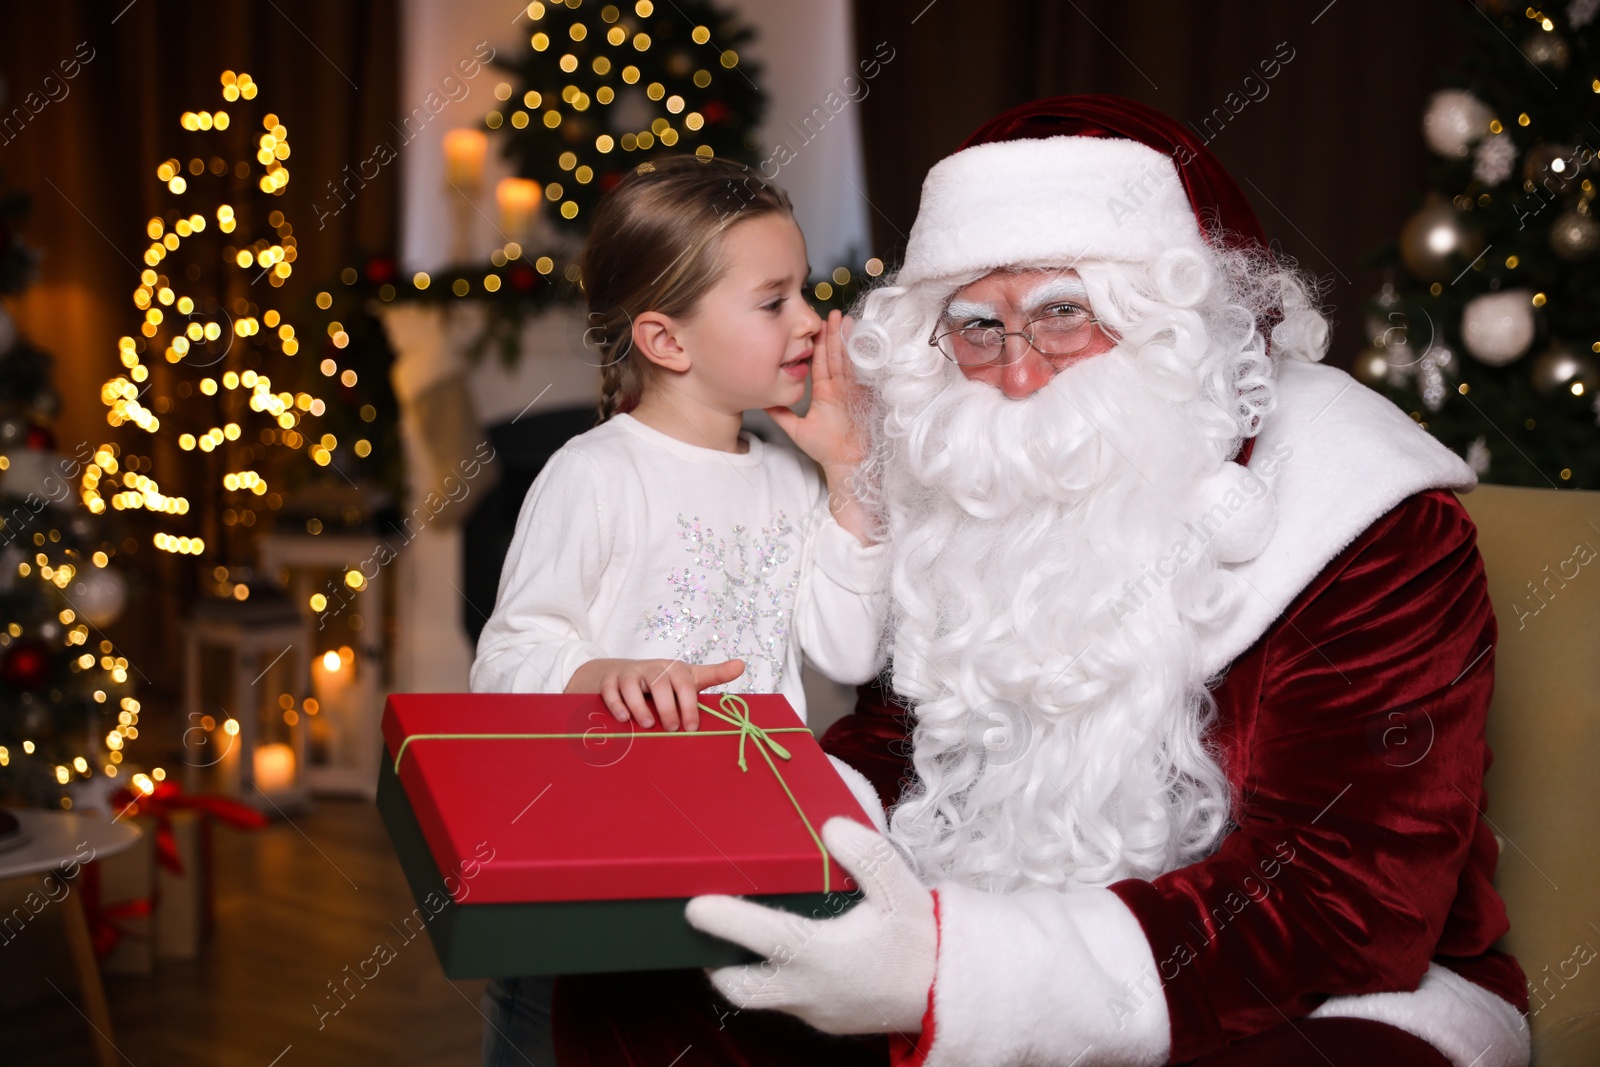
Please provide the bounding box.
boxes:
[319,249,885,366]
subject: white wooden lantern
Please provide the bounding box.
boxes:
[181,586,312,813]
[258,531,387,798]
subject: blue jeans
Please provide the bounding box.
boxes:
[480,975,556,1066]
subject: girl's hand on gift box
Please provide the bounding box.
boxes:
[564,657,746,732]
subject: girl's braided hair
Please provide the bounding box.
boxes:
[577,155,794,422]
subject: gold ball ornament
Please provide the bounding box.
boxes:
[1400,196,1485,282]
[1529,342,1600,395]
[1550,207,1600,260]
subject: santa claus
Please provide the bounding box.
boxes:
[556,97,1531,1067]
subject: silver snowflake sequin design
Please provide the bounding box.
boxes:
[637,512,801,693]
[1474,133,1516,187]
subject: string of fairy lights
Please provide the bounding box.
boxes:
[95,70,339,567]
[501,7,725,218]
[492,0,765,229]
[0,542,148,799]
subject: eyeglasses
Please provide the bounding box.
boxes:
[929,309,1103,368]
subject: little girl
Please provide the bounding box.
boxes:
[471,155,886,723]
[469,155,888,1062]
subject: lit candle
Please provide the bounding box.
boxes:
[254,742,296,793]
[442,128,488,189]
[312,649,354,718]
[496,177,543,245]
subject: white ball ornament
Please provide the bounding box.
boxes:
[1423,90,1494,159]
[69,567,128,627]
[1460,290,1536,366]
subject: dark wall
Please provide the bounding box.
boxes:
[852,0,1469,370]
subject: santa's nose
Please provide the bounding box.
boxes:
[994,342,1056,399]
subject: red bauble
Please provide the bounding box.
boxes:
[1,639,53,690]
[25,424,55,451]
[509,265,537,292]
[366,255,397,285]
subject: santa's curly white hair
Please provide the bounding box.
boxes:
[848,240,1328,893]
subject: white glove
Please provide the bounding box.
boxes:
[684,816,936,1035]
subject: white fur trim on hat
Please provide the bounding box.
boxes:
[899,136,1207,287]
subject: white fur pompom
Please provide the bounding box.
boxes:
[1188,462,1277,563]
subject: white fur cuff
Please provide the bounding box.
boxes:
[919,883,1170,1066]
[1308,962,1530,1067]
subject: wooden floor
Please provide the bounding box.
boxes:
[0,798,491,1066]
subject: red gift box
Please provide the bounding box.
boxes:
[383,692,868,902]
[378,692,874,976]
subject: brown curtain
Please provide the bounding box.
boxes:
[852,0,1468,371]
[0,0,398,699]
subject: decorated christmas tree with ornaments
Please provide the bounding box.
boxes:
[1358,0,1600,489]
[0,170,141,807]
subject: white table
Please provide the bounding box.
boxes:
[0,810,143,1067]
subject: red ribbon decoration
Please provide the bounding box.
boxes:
[109,780,267,876]
[79,859,153,959]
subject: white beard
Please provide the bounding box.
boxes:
[856,269,1282,893]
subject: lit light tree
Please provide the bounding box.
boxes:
[96,70,340,598]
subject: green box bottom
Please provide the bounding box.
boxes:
[376,746,859,978]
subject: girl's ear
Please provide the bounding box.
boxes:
[632,311,691,373]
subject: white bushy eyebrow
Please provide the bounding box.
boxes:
[1022,276,1089,310]
[944,298,997,322]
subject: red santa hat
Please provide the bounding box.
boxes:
[899,94,1272,286]
[898,94,1277,470]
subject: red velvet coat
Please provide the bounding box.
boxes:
[822,489,1524,1066]
[1104,487,1524,1061]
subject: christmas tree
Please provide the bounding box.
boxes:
[98,70,341,590]
[493,0,767,233]
[0,170,142,807]
[1359,1,1600,489]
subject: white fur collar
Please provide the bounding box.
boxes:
[1198,359,1476,680]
